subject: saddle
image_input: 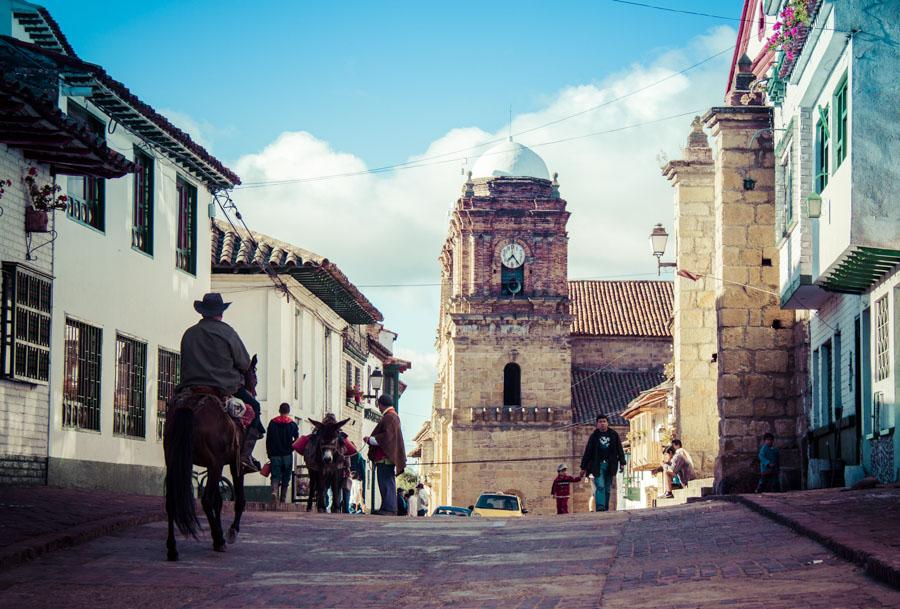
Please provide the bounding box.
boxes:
[170,386,254,429]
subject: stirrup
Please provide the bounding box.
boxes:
[241,457,260,474]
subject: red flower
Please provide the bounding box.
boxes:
[28,167,37,176]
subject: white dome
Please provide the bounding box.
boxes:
[470,140,550,180]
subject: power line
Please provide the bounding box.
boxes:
[234,107,708,190]
[607,0,851,33]
[235,46,734,190]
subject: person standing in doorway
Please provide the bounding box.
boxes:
[580,414,625,512]
[364,394,406,515]
[265,402,299,504]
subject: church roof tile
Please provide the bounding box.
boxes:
[572,367,667,427]
[568,280,673,337]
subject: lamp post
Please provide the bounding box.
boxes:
[650,223,677,275]
[365,368,383,399]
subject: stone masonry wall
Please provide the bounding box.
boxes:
[0,145,52,485]
[664,120,719,477]
[571,336,671,371]
[706,107,800,493]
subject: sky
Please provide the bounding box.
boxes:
[40,0,745,442]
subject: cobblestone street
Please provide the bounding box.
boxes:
[0,501,898,609]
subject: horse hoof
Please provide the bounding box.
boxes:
[213,543,227,553]
[227,528,238,544]
[167,551,179,562]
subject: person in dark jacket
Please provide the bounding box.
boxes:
[580,414,626,512]
[266,402,299,504]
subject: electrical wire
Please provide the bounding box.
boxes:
[607,0,851,33]
[235,44,736,190]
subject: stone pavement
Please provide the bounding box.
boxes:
[0,499,898,608]
[0,486,164,570]
[725,486,900,588]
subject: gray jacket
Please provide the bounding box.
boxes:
[178,318,250,394]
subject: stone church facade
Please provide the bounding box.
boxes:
[416,140,673,515]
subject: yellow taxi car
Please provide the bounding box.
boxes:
[472,492,528,518]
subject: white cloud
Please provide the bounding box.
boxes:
[227,27,736,422]
[159,108,233,152]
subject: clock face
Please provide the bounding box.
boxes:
[500,243,526,268]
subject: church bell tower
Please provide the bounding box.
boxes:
[432,140,574,514]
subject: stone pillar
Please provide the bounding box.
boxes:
[663,117,718,478]
[705,106,799,493]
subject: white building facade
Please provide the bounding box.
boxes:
[2,2,241,494]
[770,0,900,485]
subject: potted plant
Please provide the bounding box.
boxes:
[766,0,813,66]
[23,166,68,233]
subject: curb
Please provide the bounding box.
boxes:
[0,511,164,572]
[711,495,900,590]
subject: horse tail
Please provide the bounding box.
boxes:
[166,408,200,537]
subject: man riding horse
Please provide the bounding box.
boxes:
[178,292,263,472]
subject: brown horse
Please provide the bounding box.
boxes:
[164,355,257,561]
[303,417,350,513]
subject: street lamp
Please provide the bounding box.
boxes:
[806,192,822,219]
[649,223,677,275]
[365,369,383,399]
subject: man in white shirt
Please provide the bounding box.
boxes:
[416,482,431,517]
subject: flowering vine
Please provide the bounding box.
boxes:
[767,0,812,63]
[23,166,68,211]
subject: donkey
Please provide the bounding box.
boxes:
[302,417,351,513]
[163,355,257,561]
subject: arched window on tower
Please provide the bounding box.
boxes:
[503,362,521,406]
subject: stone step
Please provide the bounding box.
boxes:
[651,477,715,508]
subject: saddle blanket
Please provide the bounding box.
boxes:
[225,397,255,429]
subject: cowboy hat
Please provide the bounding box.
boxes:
[194,292,231,317]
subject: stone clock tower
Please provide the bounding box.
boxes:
[431,140,575,515]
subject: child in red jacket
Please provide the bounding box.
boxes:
[551,464,581,514]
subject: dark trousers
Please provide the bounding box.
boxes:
[341,487,352,514]
[556,497,570,514]
[234,386,264,434]
[376,463,397,514]
[756,470,781,493]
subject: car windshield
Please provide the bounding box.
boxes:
[475,495,519,511]
[435,506,470,516]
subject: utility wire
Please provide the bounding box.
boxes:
[607,0,851,33]
[235,108,707,190]
[235,45,734,190]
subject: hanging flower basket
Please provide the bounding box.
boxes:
[23,166,68,212]
[767,0,813,68]
[25,206,50,233]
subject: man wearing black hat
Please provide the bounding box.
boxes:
[179,292,263,472]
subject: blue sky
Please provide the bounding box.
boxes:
[40,0,745,441]
[43,0,742,166]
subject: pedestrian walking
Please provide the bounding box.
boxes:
[364,394,406,515]
[550,464,581,514]
[416,482,430,516]
[755,432,781,493]
[265,402,299,504]
[580,414,625,512]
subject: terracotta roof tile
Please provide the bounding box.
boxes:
[211,220,383,324]
[568,280,673,337]
[571,367,666,426]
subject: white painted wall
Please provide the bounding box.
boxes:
[48,98,214,480]
[0,145,53,481]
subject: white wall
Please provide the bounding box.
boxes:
[0,145,53,482]
[48,98,213,483]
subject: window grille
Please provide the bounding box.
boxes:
[782,147,794,231]
[346,361,353,393]
[63,318,102,431]
[822,341,833,424]
[114,334,147,438]
[1,263,52,384]
[834,77,848,169]
[132,148,154,254]
[875,296,890,381]
[157,348,180,440]
[815,106,829,193]
[176,177,197,274]
[66,104,105,231]
[354,366,361,392]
